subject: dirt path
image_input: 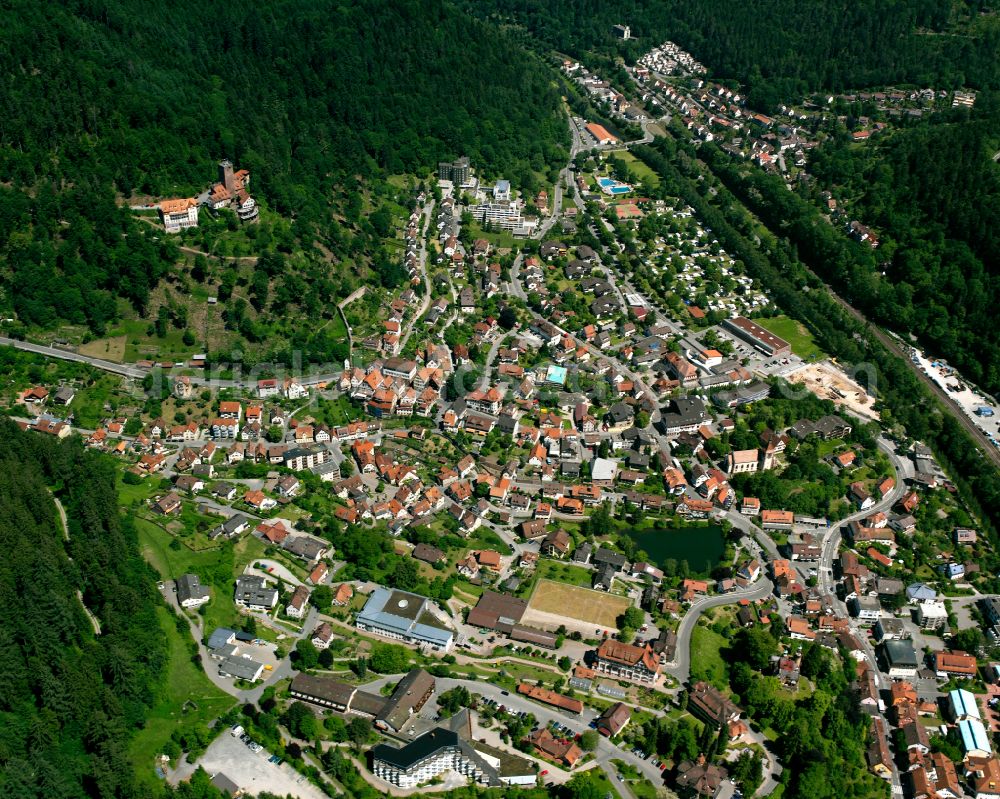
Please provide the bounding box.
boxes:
[178,244,259,264]
[54,496,102,635]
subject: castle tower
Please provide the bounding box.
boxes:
[218,159,235,193]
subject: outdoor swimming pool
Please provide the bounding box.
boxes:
[598,176,632,195]
[545,365,568,385]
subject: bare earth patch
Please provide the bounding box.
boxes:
[785,360,880,421]
[524,579,630,632]
[78,335,127,362]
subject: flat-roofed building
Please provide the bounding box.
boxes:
[722,316,791,357]
[882,639,919,678]
[356,587,454,651]
[917,599,948,629]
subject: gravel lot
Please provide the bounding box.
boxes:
[185,733,328,799]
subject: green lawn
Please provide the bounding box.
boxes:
[465,220,520,250]
[130,606,235,785]
[614,151,660,188]
[466,525,508,552]
[68,373,124,428]
[311,392,359,427]
[755,315,823,361]
[137,518,229,578]
[516,558,594,598]
[137,518,267,634]
[118,472,162,508]
[535,559,592,587]
[120,318,200,363]
[323,312,349,350]
[569,767,621,799]
[689,624,729,689]
[453,579,484,601]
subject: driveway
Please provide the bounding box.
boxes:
[159,581,318,704]
[245,559,303,587]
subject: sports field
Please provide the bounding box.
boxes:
[525,579,631,629]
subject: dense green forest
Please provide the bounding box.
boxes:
[0,421,267,798]
[0,0,568,337]
[0,419,167,797]
[468,0,1000,106]
[808,101,1000,392]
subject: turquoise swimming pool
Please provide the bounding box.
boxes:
[545,365,568,385]
[598,177,632,195]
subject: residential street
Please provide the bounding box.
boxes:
[664,577,775,684]
[398,199,436,351]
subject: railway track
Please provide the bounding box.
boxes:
[821,283,1000,471]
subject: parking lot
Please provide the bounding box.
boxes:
[912,348,1000,444]
[983,684,1000,732]
[177,730,328,799]
[710,325,806,379]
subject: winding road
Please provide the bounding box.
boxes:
[663,577,774,684]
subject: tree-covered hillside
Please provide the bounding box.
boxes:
[469,0,1000,104]
[0,419,168,797]
[0,0,568,337]
[809,100,1000,392]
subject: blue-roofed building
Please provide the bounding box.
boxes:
[949,688,982,722]
[356,587,454,652]
[207,627,236,651]
[958,718,992,758]
[906,582,937,602]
